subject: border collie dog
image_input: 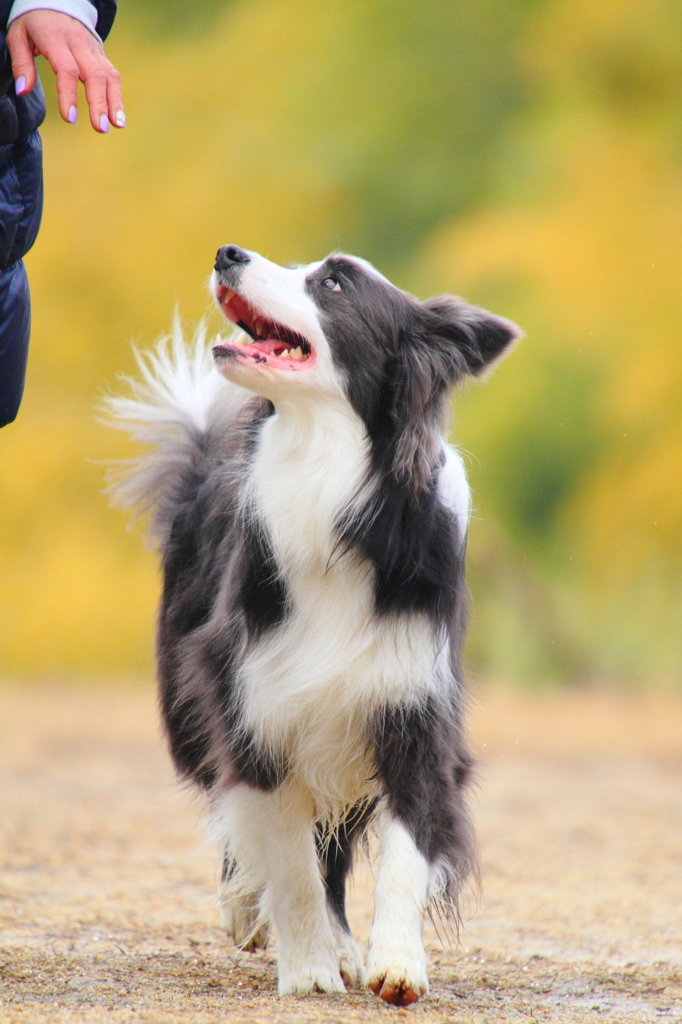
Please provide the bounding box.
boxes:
[107,246,519,1005]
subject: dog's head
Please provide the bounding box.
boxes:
[211,246,521,482]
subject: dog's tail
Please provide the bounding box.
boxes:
[102,315,250,545]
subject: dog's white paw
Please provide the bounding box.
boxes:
[327,912,364,988]
[219,890,270,951]
[365,951,429,1006]
[278,962,347,996]
[335,931,364,988]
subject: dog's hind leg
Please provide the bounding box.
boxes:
[214,779,346,996]
[218,851,270,950]
[317,801,375,988]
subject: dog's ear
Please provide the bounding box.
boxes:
[373,293,521,492]
[421,295,522,378]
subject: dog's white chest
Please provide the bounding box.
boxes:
[249,400,369,570]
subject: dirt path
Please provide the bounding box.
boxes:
[1,685,681,1023]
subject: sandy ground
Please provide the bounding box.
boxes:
[1,684,681,1024]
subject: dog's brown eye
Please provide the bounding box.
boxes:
[322,277,341,292]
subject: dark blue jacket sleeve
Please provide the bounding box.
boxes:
[0,1,117,426]
[0,69,44,426]
[0,261,32,425]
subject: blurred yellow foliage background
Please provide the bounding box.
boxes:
[1,0,680,684]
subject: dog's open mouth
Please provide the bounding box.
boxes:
[213,285,314,371]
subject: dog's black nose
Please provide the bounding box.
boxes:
[215,245,251,273]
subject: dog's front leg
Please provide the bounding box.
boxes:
[216,779,346,996]
[365,810,430,1005]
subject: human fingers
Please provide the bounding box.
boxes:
[46,39,109,131]
[71,44,111,132]
[81,46,125,130]
[101,52,125,129]
[44,40,84,125]
[64,39,124,132]
[6,19,38,97]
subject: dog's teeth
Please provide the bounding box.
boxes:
[222,288,235,302]
[291,347,303,360]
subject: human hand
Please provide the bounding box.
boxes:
[6,10,124,133]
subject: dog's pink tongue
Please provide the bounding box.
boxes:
[249,340,287,355]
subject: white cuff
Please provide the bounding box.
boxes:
[7,0,101,42]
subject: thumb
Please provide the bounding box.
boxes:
[6,21,38,96]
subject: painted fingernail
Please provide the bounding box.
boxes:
[15,76,26,95]
[114,109,126,128]
[99,113,110,133]
[68,105,77,124]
